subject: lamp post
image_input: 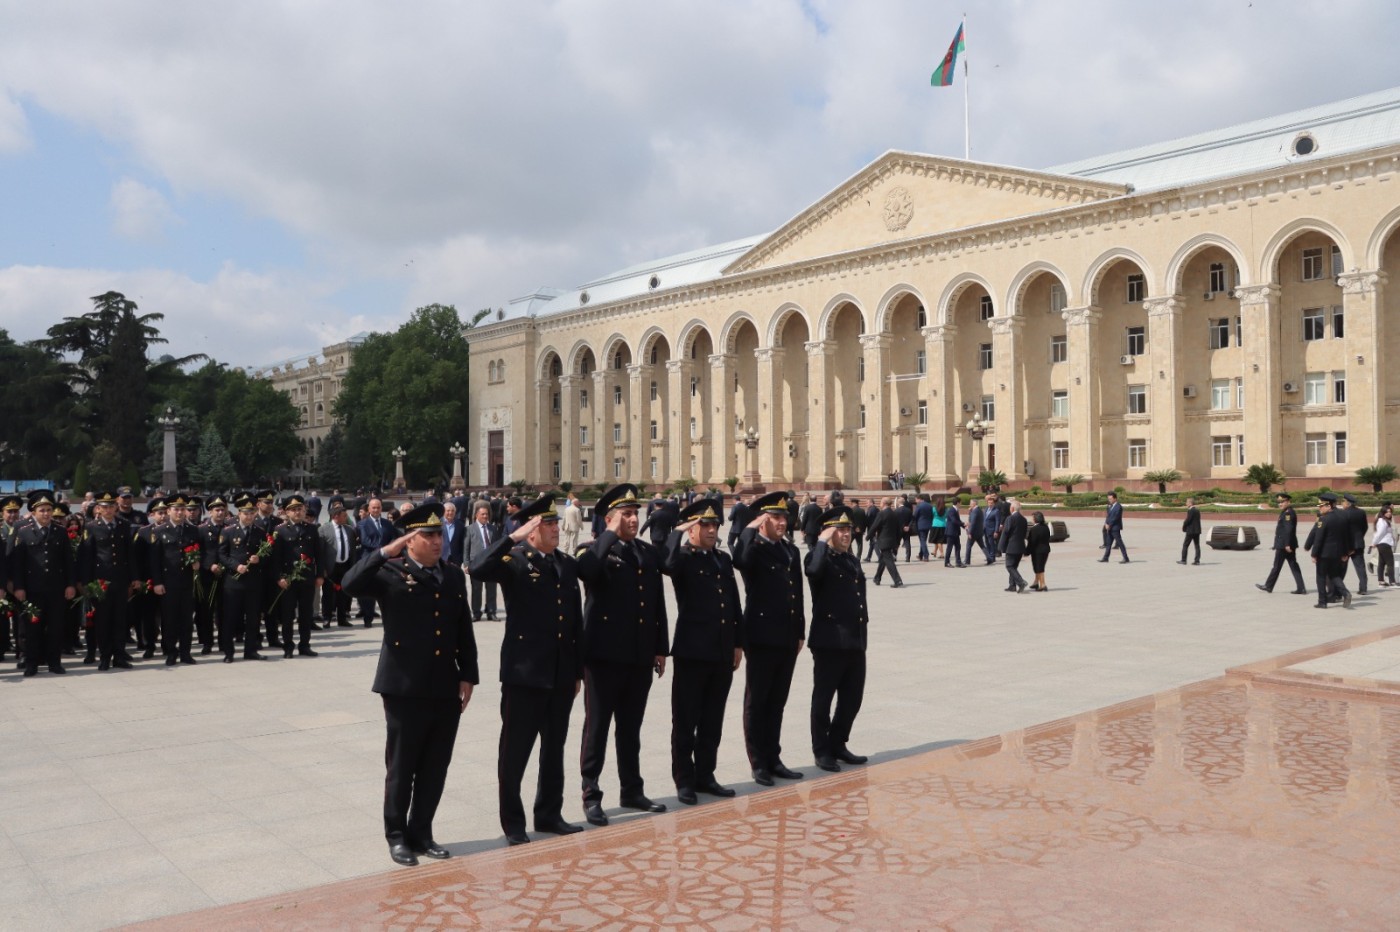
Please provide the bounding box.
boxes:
[964,413,987,485]
[392,445,407,493]
[449,441,466,492]
[741,426,763,493]
[158,406,181,492]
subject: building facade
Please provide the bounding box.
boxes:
[467,89,1400,490]
[253,333,366,477]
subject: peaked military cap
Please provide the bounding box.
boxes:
[0,494,22,512]
[281,493,307,508]
[752,491,790,514]
[205,494,228,510]
[165,493,191,508]
[679,499,722,524]
[597,483,642,513]
[821,505,856,528]
[515,493,559,523]
[233,493,257,512]
[185,496,204,511]
[257,489,276,503]
[1342,492,1358,504]
[396,501,445,533]
[51,501,72,518]
[27,489,57,509]
[93,490,118,504]
[146,496,167,512]
[116,486,135,498]
[1318,492,1338,503]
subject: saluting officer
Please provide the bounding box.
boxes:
[151,493,201,666]
[273,494,323,658]
[342,502,479,868]
[469,493,585,846]
[662,498,743,805]
[1256,492,1308,595]
[805,505,870,773]
[220,494,269,661]
[575,483,670,827]
[10,489,77,676]
[731,491,806,786]
[194,495,229,655]
[77,490,135,670]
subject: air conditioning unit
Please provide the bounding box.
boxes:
[899,406,911,417]
[1203,292,1215,301]
[1283,381,1299,393]
[962,402,973,412]
[1183,385,1198,398]
[1119,354,1134,365]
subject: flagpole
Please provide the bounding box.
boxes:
[962,13,969,160]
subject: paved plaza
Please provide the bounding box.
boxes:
[3,514,1397,929]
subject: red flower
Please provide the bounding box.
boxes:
[67,527,79,540]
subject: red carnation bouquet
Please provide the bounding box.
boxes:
[269,552,313,611]
[70,578,111,607]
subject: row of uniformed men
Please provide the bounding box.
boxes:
[347,483,873,864]
[2,487,328,676]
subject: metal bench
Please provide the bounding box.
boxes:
[1207,525,1260,551]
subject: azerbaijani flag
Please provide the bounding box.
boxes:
[930,22,965,87]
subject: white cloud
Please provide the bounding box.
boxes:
[109,177,181,240]
[0,91,29,152]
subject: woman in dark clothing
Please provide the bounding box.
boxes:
[1027,511,1052,591]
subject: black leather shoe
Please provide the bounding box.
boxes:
[1343,592,1353,608]
[411,841,451,860]
[364,620,372,627]
[337,620,353,627]
[752,769,775,787]
[620,794,666,813]
[534,817,584,835]
[201,644,213,655]
[1097,558,1109,563]
[1120,559,1130,564]
[1255,584,1271,593]
[389,843,418,866]
[48,664,66,674]
[143,647,156,659]
[697,779,736,798]
[815,755,841,772]
[83,653,96,665]
[298,646,319,657]
[23,667,37,677]
[1176,560,1186,565]
[506,832,531,846]
[1292,590,1309,595]
[283,648,294,658]
[223,655,235,664]
[165,655,178,666]
[584,803,609,826]
[113,656,133,669]
[245,652,266,660]
[98,659,110,671]
[677,785,698,805]
[834,747,868,765]
[180,653,196,665]
[890,581,905,589]
[772,763,804,780]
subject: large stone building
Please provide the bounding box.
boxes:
[467,88,1400,491]
[252,333,366,478]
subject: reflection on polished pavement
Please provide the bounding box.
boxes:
[140,629,1400,930]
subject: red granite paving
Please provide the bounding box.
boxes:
[132,631,1400,931]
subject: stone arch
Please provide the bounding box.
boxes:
[1258,217,1353,282]
[676,319,714,360]
[1082,248,1154,305]
[817,293,868,340]
[873,283,929,332]
[766,303,812,347]
[1006,261,1072,314]
[636,326,670,363]
[1164,233,1251,294]
[936,273,995,326]
[718,310,763,353]
[1365,204,1400,270]
[599,333,632,369]
[536,348,563,381]
[566,340,596,376]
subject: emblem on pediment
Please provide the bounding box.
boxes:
[882,186,914,232]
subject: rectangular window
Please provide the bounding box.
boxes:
[1211,379,1231,410]
[1305,433,1327,466]
[915,350,926,375]
[1051,390,1069,419]
[1125,326,1146,356]
[1126,274,1146,303]
[1127,384,1147,415]
[580,459,590,478]
[1128,439,1147,469]
[612,423,622,443]
[980,295,994,320]
[689,454,697,476]
[1335,431,1348,465]
[978,343,993,369]
[859,404,866,429]
[650,381,658,401]
[1302,308,1324,341]
[1301,247,1324,281]
[1208,263,1227,293]
[1303,372,1327,405]
[552,461,561,479]
[1052,441,1070,469]
[649,456,658,478]
[649,420,658,440]
[917,401,928,425]
[1332,305,1344,339]
[1050,334,1068,363]
[1049,282,1066,314]
[552,392,560,414]
[613,457,623,479]
[1331,245,1344,279]
[580,425,589,445]
[580,389,589,408]
[916,304,927,328]
[858,355,865,382]
[1235,377,1244,409]
[1209,318,1230,349]
[1333,371,1346,404]
[1237,435,1246,466]
[613,386,622,406]
[689,417,697,440]
[1235,315,1243,347]
[980,395,995,422]
[689,377,699,398]
[1212,436,1233,467]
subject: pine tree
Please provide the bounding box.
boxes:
[189,425,238,490]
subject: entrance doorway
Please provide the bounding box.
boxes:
[488,430,505,487]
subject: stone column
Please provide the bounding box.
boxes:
[709,354,737,484]
[1236,284,1283,469]
[557,375,579,483]
[591,371,613,482]
[1144,296,1187,475]
[859,333,891,486]
[533,381,552,485]
[1062,306,1103,478]
[755,347,786,484]
[921,325,957,484]
[805,340,838,485]
[989,316,1024,480]
[628,364,650,484]
[667,360,692,481]
[1339,270,1388,465]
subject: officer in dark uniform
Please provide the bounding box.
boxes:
[78,490,135,670]
[1256,492,1307,595]
[1,494,22,663]
[133,497,166,657]
[1341,493,1369,594]
[805,505,870,772]
[195,495,229,655]
[10,489,77,676]
[469,493,585,846]
[273,493,323,658]
[662,498,743,805]
[343,502,479,868]
[575,483,670,827]
[1309,494,1351,609]
[151,493,202,666]
[642,497,680,548]
[115,487,148,527]
[220,494,269,661]
[731,491,806,786]
[254,489,285,649]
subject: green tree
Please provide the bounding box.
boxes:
[1052,473,1085,494]
[315,422,346,489]
[141,402,201,488]
[976,469,1008,491]
[1143,468,1183,494]
[87,441,127,492]
[208,370,302,483]
[0,329,88,480]
[189,426,238,490]
[1244,463,1286,493]
[904,471,929,490]
[1355,464,1399,493]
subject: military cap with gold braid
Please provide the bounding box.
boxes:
[1,494,22,512]
[93,490,118,504]
[146,496,167,512]
[53,501,73,518]
[515,492,559,524]
[821,505,856,528]
[27,489,56,510]
[205,494,228,510]
[257,489,276,504]
[165,493,191,508]
[395,501,445,533]
[596,483,641,513]
[281,493,306,509]
[233,493,256,512]
[678,498,722,524]
[751,490,790,514]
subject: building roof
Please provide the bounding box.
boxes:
[252,331,369,376]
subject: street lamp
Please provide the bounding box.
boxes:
[158,406,181,492]
[741,426,762,492]
[448,441,466,492]
[391,445,407,492]
[964,413,987,482]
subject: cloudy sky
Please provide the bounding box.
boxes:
[1,1,1397,368]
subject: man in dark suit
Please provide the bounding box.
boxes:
[9,489,77,676]
[343,501,478,867]
[440,501,466,567]
[1341,493,1369,594]
[1257,492,1307,595]
[575,483,670,827]
[1099,491,1129,563]
[355,497,396,626]
[726,495,751,552]
[964,499,985,566]
[469,494,584,846]
[731,492,805,786]
[862,500,880,561]
[804,506,868,773]
[463,501,500,620]
[943,498,964,567]
[1178,497,1202,565]
[895,495,915,563]
[981,493,1002,564]
[318,502,360,627]
[868,498,904,588]
[799,495,824,550]
[1309,494,1352,609]
[998,501,1029,592]
[662,498,743,806]
[644,497,681,548]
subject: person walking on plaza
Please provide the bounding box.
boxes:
[732,492,805,787]
[862,499,880,562]
[1178,497,1202,565]
[1099,491,1129,563]
[575,484,670,827]
[805,506,869,773]
[9,490,76,676]
[942,496,964,568]
[469,494,584,847]
[999,501,1029,593]
[1028,511,1052,591]
[963,497,984,566]
[662,499,743,806]
[913,494,933,561]
[272,494,323,658]
[1340,493,1369,594]
[896,495,915,563]
[981,493,1002,565]
[464,502,500,620]
[559,493,582,554]
[78,490,135,671]
[343,502,478,867]
[1257,492,1308,595]
[220,494,269,661]
[1309,494,1351,609]
[1372,504,1395,587]
[868,498,904,588]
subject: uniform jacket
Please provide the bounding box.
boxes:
[1313,509,1351,559]
[343,549,479,698]
[272,519,321,582]
[1347,505,1368,551]
[318,520,361,574]
[943,504,963,536]
[999,512,1029,555]
[149,521,202,590]
[11,521,76,594]
[132,522,161,585]
[470,534,582,690]
[1273,506,1300,550]
[219,521,266,588]
[645,501,680,547]
[662,531,743,663]
[78,517,133,587]
[575,529,669,665]
[799,503,823,540]
[731,527,805,648]
[1181,507,1202,535]
[803,542,868,651]
[1104,501,1124,531]
[869,507,903,549]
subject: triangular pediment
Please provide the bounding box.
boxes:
[725,152,1129,275]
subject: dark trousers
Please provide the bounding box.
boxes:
[93,588,129,663]
[195,572,219,647]
[900,533,912,562]
[863,536,878,561]
[743,644,798,771]
[1315,556,1349,606]
[358,596,378,622]
[498,682,575,835]
[671,657,733,789]
[139,592,161,650]
[1102,528,1128,560]
[382,694,462,847]
[280,580,316,650]
[1377,543,1395,585]
[1181,534,1201,563]
[470,577,498,618]
[873,546,902,585]
[1005,552,1026,588]
[24,590,67,670]
[160,584,195,657]
[580,659,654,804]
[262,573,282,643]
[983,530,999,562]
[944,533,963,566]
[851,535,863,560]
[917,529,931,560]
[810,648,866,758]
[1264,548,1306,592]
[322,564,353,623]
[1350,551,1369,592]
[223,580,262,656]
